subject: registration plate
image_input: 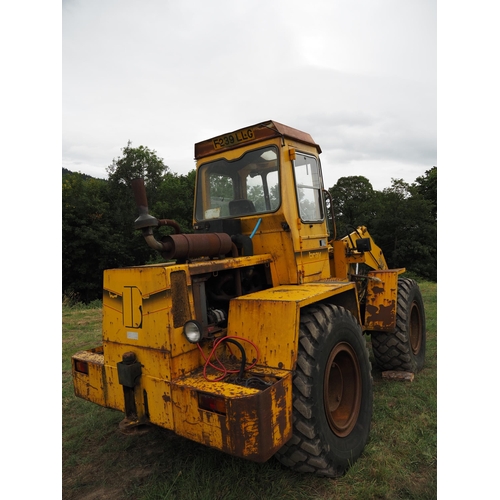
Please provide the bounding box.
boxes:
[212,128,255,150]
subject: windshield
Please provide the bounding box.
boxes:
[195,146,280,220]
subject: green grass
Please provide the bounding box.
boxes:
[62,281,437,500]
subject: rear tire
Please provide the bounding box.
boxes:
[371,278,426,373]
[275,304,373,478]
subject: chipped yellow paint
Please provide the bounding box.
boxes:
[171,369,293,461]
[171,381,226,451]
[228,282,357,369]
[364,269,405,331]
[72,260,295,459]
[72,349,107,407]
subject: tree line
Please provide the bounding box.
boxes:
[62,143,436,302]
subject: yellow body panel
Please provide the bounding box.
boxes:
[72,348,108,407]
[364,269,405,331]
[172,368,292,461]
[228,282,357,370]
[247,214,298,285]
[72,263,296,461]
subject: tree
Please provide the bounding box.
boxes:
[107,141,167,186]
[106,142,172,264]
[372,178,436,280]
[327,171,437,281]
[413,167,437,221]
[328,176,378,237]
[106,142,169,224]
[62,172,127,302]
[153,170,196,234]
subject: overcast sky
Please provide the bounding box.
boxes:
[4,2,500,494]
[62,0,436,191]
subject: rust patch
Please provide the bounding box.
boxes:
[226,377,291,462]
[170,270,191,328]
[218,411,231,453]
[272,378,289,439]
[365,271,399,331]
[366,301,395,323]
[73,350,104,364]
[365,300,396,329]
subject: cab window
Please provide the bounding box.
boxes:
[294,153,323,222]
[195,146,280,220]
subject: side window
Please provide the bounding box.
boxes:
[247,170,280,212]
[294,153,323,221]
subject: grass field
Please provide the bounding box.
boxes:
[62,281,437,500]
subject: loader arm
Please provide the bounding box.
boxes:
[341,225,388,271]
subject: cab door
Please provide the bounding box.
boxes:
[292,152,330,282]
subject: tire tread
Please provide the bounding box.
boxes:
[275,304,373,478]
[371,278,426,372]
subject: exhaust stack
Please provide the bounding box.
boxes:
[131,178,232,260]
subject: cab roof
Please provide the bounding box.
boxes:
[194,120,322,159]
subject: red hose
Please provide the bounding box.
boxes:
[197,336,260,382]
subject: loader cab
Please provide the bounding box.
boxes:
[193,120,331,284]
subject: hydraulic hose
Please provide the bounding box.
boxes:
[249,218,262,239]
[222,338,246,380]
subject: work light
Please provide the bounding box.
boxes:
[183,320,203,343]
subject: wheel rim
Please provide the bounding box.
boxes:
[409,301,423,355]
[324,342,362,437]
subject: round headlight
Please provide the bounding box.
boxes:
[183,320,203,343]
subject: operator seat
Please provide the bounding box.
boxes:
[228,199,256,216]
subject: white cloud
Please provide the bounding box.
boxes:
[62,0,437,191]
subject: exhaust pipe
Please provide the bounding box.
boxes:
[131,178,232,260]
[131,178,159,230]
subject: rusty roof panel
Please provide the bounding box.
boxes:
[194,120,321,159]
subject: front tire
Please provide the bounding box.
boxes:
[275,304,373,477]
[371,278,426,373]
